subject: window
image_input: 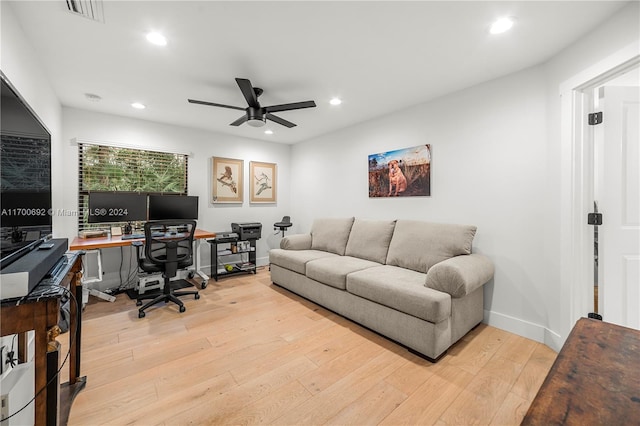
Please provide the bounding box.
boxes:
[77,142,188,231]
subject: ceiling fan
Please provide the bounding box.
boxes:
[188,78,316,128]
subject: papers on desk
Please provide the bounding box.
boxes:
[217,249,232,255]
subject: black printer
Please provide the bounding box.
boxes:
[231,222,262,240]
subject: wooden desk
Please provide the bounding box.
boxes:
[69,228,215,250]
[523,318,640,425]
[1,252,85,426]
[70,229,216,285]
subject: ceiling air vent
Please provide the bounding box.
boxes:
[65,0,104,23]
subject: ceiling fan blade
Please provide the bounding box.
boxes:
[235,78,260,108]
[264,100,316,113]
[266,113,296,128]
[188,99,245,111]
[230,115,249,126]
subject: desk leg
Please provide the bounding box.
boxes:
[59,258,87,425]
[69,267,82,384]
[193,239,209,286]
[46,342,60,426]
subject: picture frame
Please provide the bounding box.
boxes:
[212,157,244,203]
[249,161,277,203]
[368,144,431,198]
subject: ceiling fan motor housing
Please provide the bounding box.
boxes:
[247,106,266,127]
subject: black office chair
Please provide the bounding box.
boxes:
[134,220,200,318]
[274,216,292,237]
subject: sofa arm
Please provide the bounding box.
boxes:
[280,233,312,250]
[425,254,494,298]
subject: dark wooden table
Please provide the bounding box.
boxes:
[522,317,640,425]
[1,252,85,425]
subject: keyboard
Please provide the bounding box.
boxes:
[121,233,144,240]
[121,232,169,240]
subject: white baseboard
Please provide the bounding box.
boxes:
[484,310,563,352]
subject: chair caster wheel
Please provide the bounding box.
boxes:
[136,300,142,306]
[201,281,207,289]
[138,311,145,318]
[188,271,195,279]
[179,305,186,313]
[195,293,200,300]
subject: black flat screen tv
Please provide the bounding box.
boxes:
[1,72,52,269]
[148,195,198,220]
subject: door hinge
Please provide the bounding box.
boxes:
[588,212,603,225]
[588,112,603,125]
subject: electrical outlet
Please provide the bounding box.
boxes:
[0,394,8,421]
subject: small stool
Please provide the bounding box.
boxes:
[274,216,292,237]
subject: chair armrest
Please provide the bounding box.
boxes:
[425,254,494,298]
[280,233,312,250]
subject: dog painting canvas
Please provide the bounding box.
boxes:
[368,145,431,197]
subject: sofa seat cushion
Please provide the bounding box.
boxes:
[269,249,338,275]
[306,256,382,290]
[346,265,451,323]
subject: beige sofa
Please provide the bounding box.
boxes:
[269,217,494,361]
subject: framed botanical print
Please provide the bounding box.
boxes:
[250,161,277,203]
[212,157,243,203]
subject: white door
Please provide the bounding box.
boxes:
[595,82,640,329]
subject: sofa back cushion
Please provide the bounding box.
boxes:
[386,220,476,273]
[311,217,355,255]
[345,219,396,264]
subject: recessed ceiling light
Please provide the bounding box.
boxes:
[329,98,342,106]
[490,17,514,35]
[85,93,102,102]
[146,32,167,46]
[131,102,146,109]
[264,130,273,135]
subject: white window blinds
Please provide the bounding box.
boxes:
[77,142,188,230]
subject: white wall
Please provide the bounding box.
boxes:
[0,2,63,233]
[292,66,552,342]
[289,1,640,348]
[542,1,640,342]
[61,107,291,287]
[0,0,61,395]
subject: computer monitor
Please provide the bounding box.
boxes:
[88,193,148,223]
[148,195,198,220]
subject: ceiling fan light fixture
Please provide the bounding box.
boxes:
[247,118,266,127]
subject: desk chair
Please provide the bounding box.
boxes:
[135,220,200,318]
[274,216,292,237]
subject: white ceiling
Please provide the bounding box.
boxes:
[8,1,628,144]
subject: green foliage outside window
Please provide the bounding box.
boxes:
[78,143,188,230]
[80,144,186,193]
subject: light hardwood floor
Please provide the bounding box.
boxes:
[63,267,556,425]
